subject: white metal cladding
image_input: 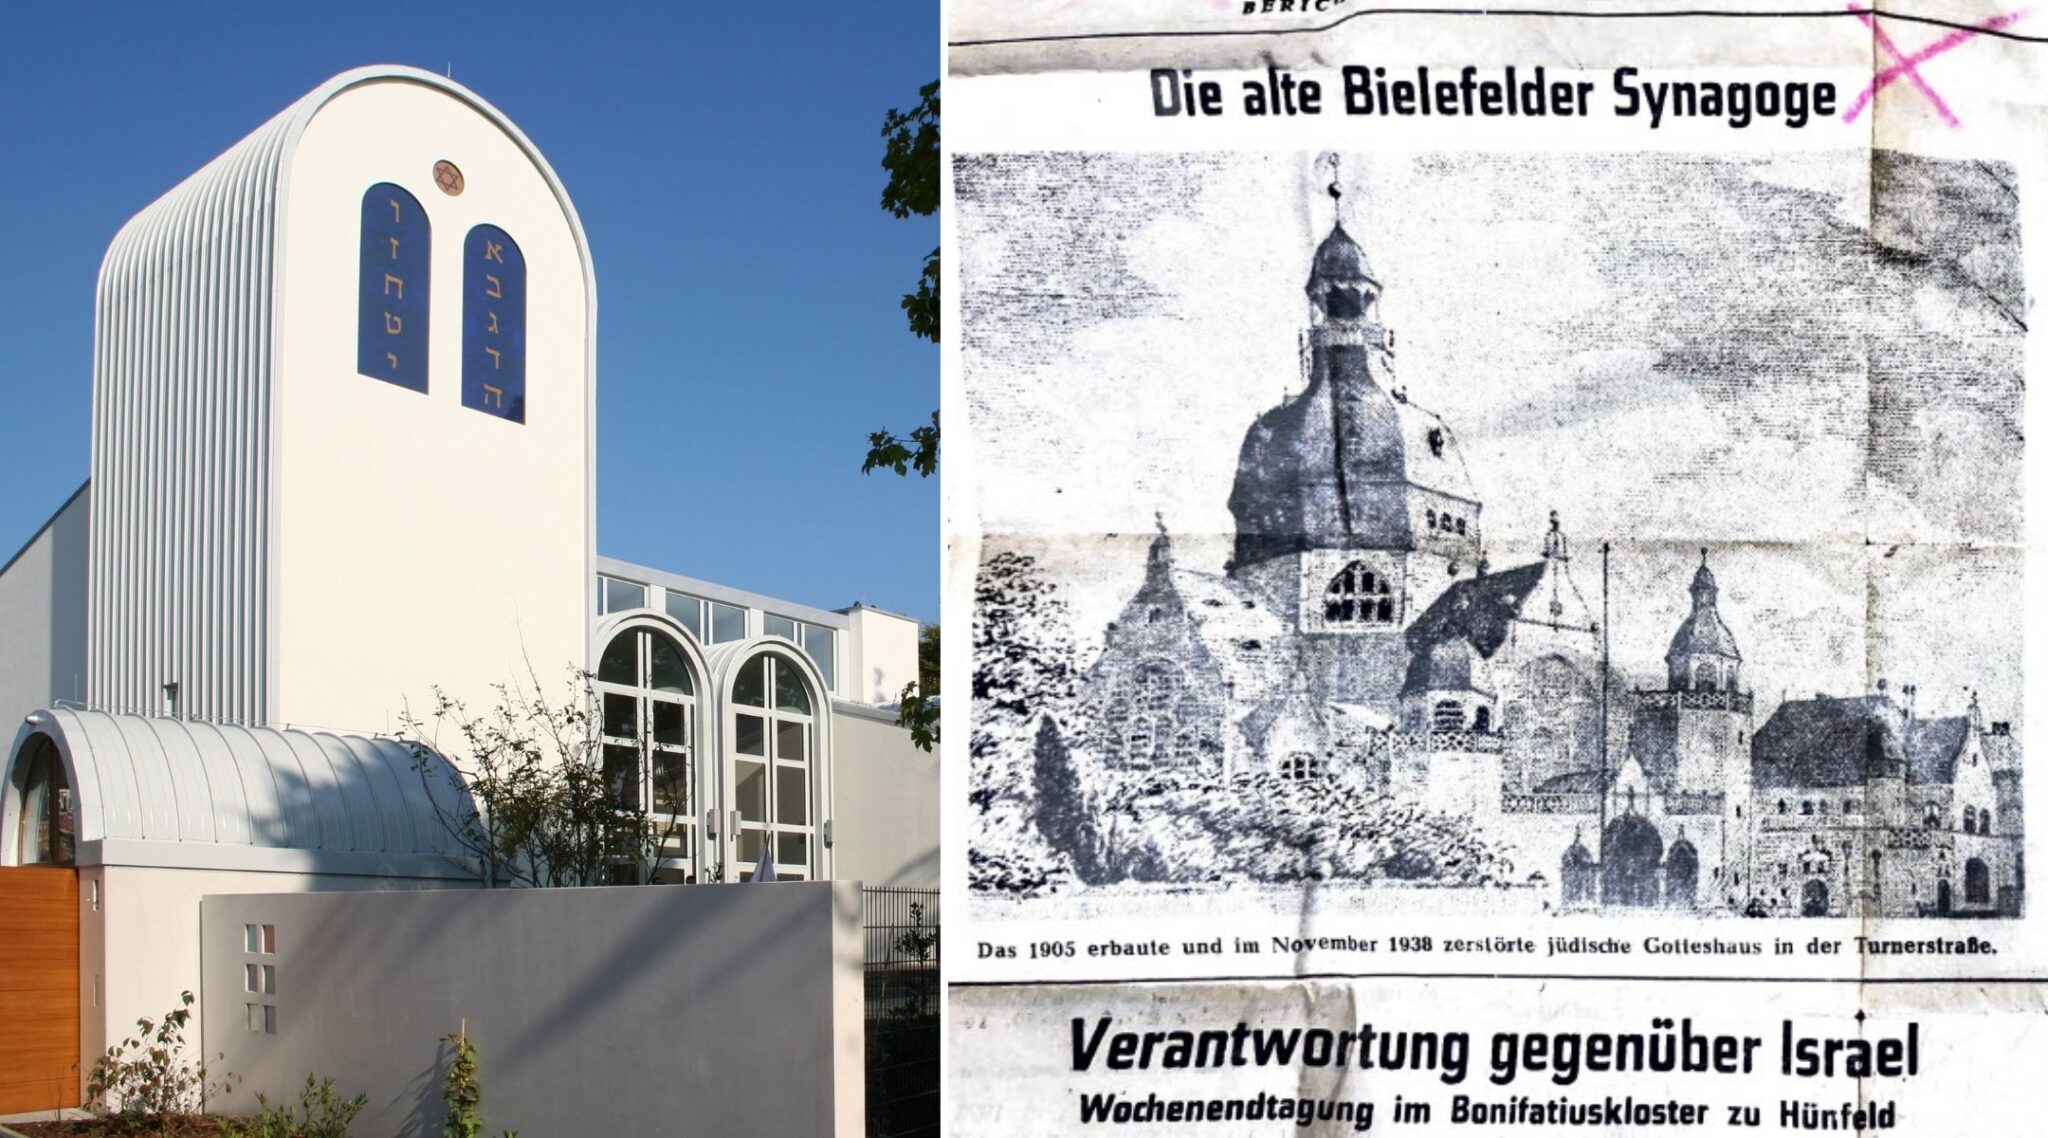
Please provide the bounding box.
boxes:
[4,708,476,871]
[92,94,293,723]
[88,65,599,727]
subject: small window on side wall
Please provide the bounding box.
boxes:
[800,623,836,691]
[600,577,647,614]
[709,602,747,643]
[665,593,706,640]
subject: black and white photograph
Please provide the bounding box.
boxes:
[961,149,2025,920]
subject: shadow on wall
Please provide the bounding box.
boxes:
[48,484,88,708]
[263,883,854,1137]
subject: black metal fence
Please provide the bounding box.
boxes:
[864,886,939,1138]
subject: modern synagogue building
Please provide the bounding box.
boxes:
[0,66,935,1106]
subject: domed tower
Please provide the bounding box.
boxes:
[1225,177,1483,713]
[1667,552,1742,693]
[1629,550,1754,909]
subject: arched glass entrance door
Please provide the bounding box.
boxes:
[597,627,698,883]
[730,652,818,881]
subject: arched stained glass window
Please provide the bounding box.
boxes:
[595,628,697,883]
[731,653,817,881]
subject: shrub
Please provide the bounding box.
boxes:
[441,1029,517,1138]
[85,990,235,1136]
[222,1074,366,1138]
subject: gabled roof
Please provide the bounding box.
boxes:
[1904,716,1971,785]
[1536,768,1605,794]
[1402,636,1488,697]
[1404,561,1550,659]
[1752,696,1905,788]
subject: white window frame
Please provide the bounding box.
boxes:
[595,622,705,884]
[723,649,830,882]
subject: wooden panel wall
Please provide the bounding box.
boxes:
[0,867,80,1114]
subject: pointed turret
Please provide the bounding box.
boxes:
[1666,549,1742,691]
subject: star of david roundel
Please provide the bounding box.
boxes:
[433,160,465,196]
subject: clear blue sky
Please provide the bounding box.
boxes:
[0,2,938,622]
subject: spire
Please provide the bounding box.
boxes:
[1146,512,1174,579]
[1666,547,1741,685]
[1541,510,1569,562]
[1307,154,1380,300]
[1690,547,1717,609]
[1542,510,1569,621]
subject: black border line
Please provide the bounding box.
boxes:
[954,972,2045,986]
[950,6,2048,48]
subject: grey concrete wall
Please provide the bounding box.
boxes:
[832,704,939,886]
[201,881,863,1137]
[0,483,88,729]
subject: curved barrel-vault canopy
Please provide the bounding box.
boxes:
[3,708,477,878]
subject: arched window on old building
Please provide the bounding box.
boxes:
[1965,858,1991,905]
[1324,562,1395,625]
[1432,701,1465,732]
[1127,660,1185,764]
[1279,753,1327,781]
[1601,814,1664,909]
[1665,838,1699,909]
[1561,835,1596,906]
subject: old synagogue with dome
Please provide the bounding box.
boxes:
[1085,194,2024,919]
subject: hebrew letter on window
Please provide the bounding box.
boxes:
[462,224,526,423]
[357,183,430,391]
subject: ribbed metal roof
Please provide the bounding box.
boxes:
[8,708,476,875]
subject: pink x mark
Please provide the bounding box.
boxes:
[1843,6,2031,127]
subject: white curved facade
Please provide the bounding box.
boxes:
[91,66,596,734]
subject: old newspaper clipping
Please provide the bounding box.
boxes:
[945,1,2048,1132]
